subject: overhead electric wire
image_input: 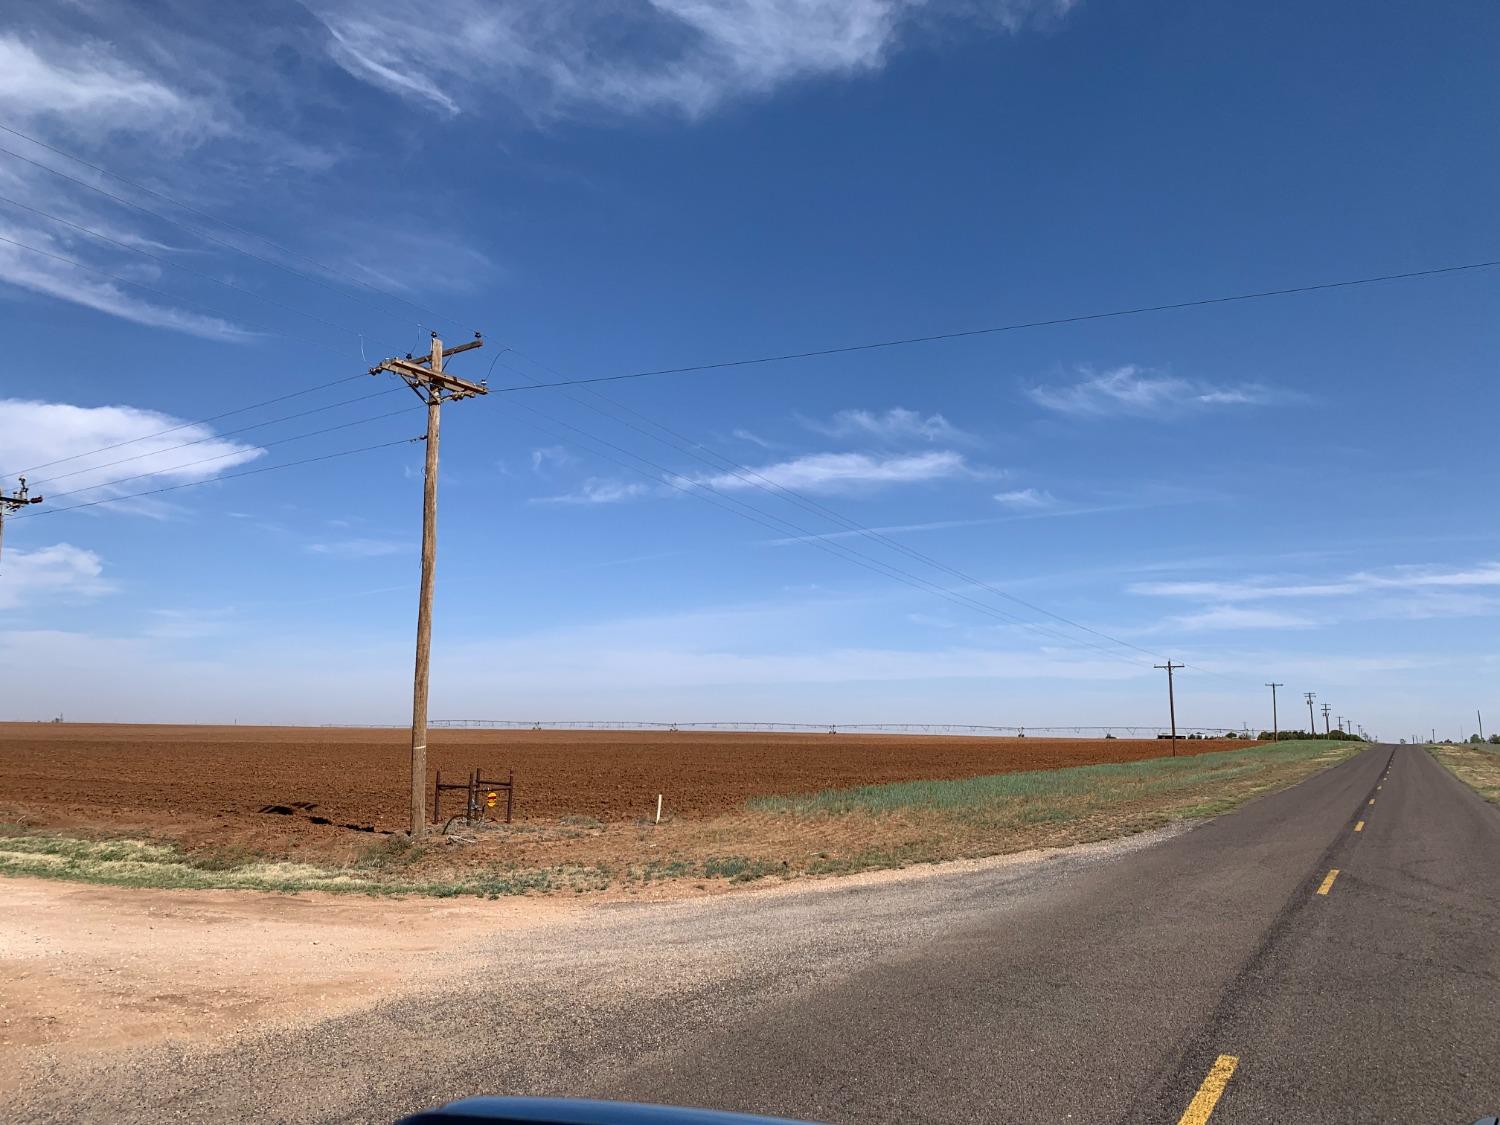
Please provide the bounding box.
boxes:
[497,350,1165,662]
[28,387,405,488]
[3,374,370,478]
[8,116,1483,685]
[35,404,423,505]
[10,436,422,520]
[507,394,1156,669]
[495,348,1251,682]
[491,258,1500,393]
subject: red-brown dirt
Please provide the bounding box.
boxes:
[0,723,1250,853]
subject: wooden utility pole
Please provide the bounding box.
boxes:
[1154,661,1183,756]
[1305,692,1317,738]
[0,477,43,571]
[369,332,486,836]
[1266,682,1283,741]
[1321,702,1331,736]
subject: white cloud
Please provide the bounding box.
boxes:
[303,0,1075,121]
[0,34,216,140]
[804,406,968,443]
[534,478,652,505]
[2,399,264,510]
[0,543,114,609]
[731,428,773,448]
[993,487,1055,509]
[307,538,409,558]
[1131,563,1500,602]
[1166,606,1317,633]
[1027,365,1279,418]
[0,222,254,341]
[685,449,979,495]
[534,449,979,505]
[530,445,574,473]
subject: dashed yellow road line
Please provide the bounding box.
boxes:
[1355,820,1364,832]
[1316,869,1340,895]
[1177,1054,1239,1125]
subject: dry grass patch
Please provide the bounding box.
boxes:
[1428,742,1500,805]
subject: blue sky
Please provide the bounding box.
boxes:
[1,0,1496,737]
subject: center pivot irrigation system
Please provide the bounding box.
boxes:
[429,719,1250,738]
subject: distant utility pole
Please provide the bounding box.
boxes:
[1155,661,1183,756]
[369,332,487,837]
[1479,710,1485,740]
[1305,692,1317,738]
[1337,715,1344,735]
[0,477,43,570]
[1321,702,1331,736]
[1266,682,1283,741]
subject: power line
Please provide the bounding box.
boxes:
[0,117,460,333]
[497,351,1163,664]
[34,405,422,505]
[3,374,368,478]
[491,258,1500,394]
[10,436,423,520]
[30,387,403,488]
[507,395,1155,669]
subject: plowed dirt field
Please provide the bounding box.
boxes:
[0,724,1248,855]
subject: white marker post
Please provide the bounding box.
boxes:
[655,794,663,825]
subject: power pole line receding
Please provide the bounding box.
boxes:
[1266,682,1283,741]
[0,477,43,570]
[369,333,487,837]
[1155,662,1184,756]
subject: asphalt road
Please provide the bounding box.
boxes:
[10,744,1499,1124]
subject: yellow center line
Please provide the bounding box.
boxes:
[1368,798,1375,805]
[1354,820,1364,831]
[1178,1054,1239,1125]
[1316,868,1340,895]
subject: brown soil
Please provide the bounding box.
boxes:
[0,723,1247,860]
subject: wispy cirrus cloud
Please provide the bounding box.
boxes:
[303,0,1077,121]
[534,478,652,505]
[536,449,984,505]
[1027,365,1281,418]
[307,538,409,558]
[0,33,218,140]
[1133,562,1500,634]
[993,487,1055,509]
[1131,563,1500,602]
[687,450,980,495]
[802,406,970,443]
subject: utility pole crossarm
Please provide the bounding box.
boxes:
[374,356,489,400]
[0,476,45,569]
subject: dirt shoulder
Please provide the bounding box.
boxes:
[0,876,577,1095]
